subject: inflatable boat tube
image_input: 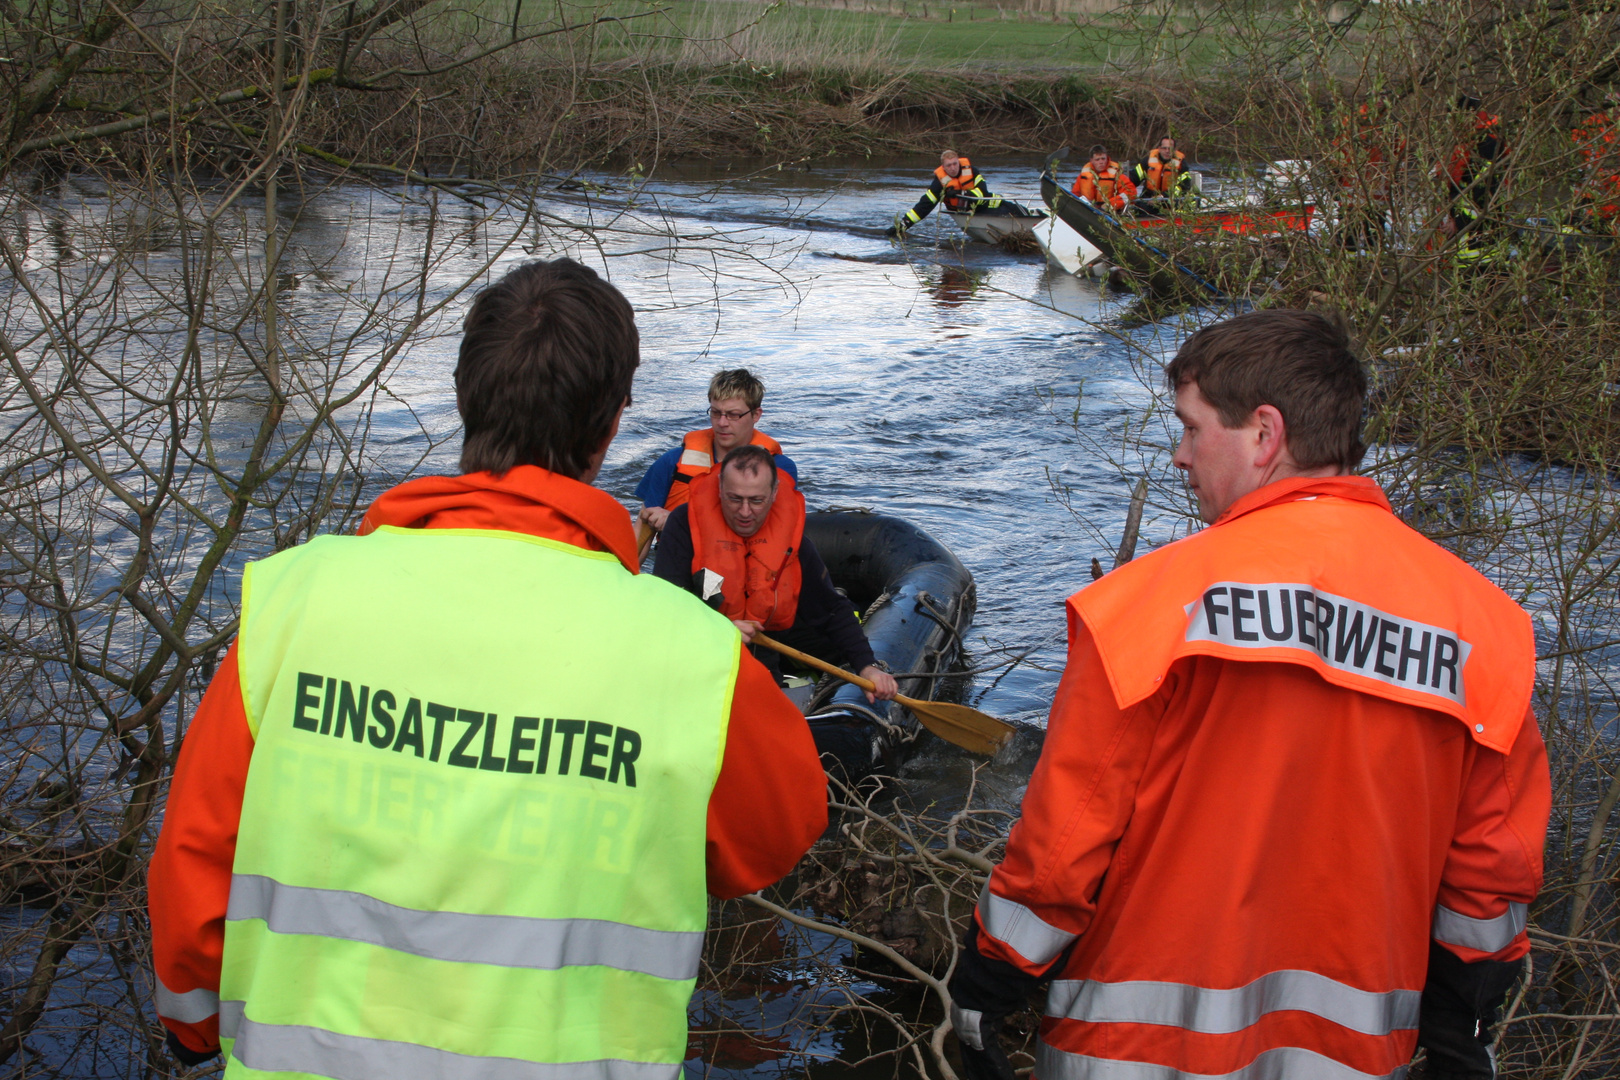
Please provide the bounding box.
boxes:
[798,510,976,779]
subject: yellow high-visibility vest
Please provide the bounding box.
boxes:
[224,524,739,1079]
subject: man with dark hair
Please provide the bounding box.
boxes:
[1127,135,1195,213]
[636,367,797,536]
[148,258,829,1079]
[653,445,898,703]
[1071,144,1137,212]
[948,309,1549,1080]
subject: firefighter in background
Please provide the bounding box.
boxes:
[1572,97,1620,230]
[1333,101,1402,248]
[887,149,1002,237]
[947,309,1548,1080]
[1071,144,1136,212]
[1435,94,1507,254]
[1127,135,1195,213]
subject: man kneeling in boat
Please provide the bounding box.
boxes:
[1127,135,1195,215]
[1072,144,1137,213]
[636,367,796,536]
[653,444,900,704]
[887,149,1002,237]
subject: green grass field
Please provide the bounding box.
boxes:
[430,0,1220,74]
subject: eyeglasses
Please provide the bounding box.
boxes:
[708,408,756,422]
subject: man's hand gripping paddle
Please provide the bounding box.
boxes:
[751,632,1014,757]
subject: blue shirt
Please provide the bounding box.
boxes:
[635,446,799,508]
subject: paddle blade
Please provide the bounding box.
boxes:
[1044,145,1071,176]
[905,700,1016,757]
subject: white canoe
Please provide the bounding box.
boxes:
[1033,213,1107,277]
[943,204,1048,244]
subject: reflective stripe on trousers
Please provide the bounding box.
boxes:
[1432,902,1527,953]
[1035,1042,1409,1080]
[227,874,704,980]
[1045,970,1420,1037]
[977,881,1077,966]
[220,1007,680,1080]
[155,978,220,1024]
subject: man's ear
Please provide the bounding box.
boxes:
[1252,404,1289,468]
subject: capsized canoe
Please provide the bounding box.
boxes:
[798,510,976,779]
[1040,170,1222,298]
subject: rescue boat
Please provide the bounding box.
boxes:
[1037,158,1315,294]
[795,510,976,779]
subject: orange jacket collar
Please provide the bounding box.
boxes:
[1211,474,1390,527]
[358,465,639,573]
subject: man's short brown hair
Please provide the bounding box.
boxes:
[720,444,777,485]
[455,259,638,478]
[708,368,765,411]
[1165,309,1367,470]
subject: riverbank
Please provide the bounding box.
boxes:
[10,0,1234,177]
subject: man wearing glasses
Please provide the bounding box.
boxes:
[636,368,797,536]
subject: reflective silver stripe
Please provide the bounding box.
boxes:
[1035,1041,1409,1080]
[1045,970,1420,1037]
[219,1000,245,1040]
[230,1017,679,1080]
[1433,902,1528,953]
[227,875,701,980]
[677,448,711,470]
[976,881,1077,966]
[154,977,219,1023]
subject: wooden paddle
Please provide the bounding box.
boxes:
[635,519,655,564]
[752,632,1015,757]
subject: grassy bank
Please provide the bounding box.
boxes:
[4,0,1253,175]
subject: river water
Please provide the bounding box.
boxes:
[346,154,1202,1078]
[3,155,1210,1077]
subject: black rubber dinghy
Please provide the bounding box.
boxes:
[797,510,976,780]
[1040,169,1222,299]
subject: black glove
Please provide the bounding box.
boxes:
[884,224,901,238]
[166,1029,220,1068]
[949,920,1044,1080]
[1418,939,1522,1079]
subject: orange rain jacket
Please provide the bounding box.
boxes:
[147,466,829,1060]
[965,476,1548,1079]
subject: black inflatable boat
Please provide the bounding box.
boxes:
[797,510,976,778]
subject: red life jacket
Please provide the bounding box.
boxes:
[934,157,980,210]
[686,470,805,629]
[665,427,784,511]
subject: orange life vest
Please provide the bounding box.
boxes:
[1141,148,1185,195]
[1441,111,1503,187]
[1071,161,1133,210]
[934,157,980,210]
[666,427,784,510]
[686,469,805,629]
[1573,112,1620,219]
